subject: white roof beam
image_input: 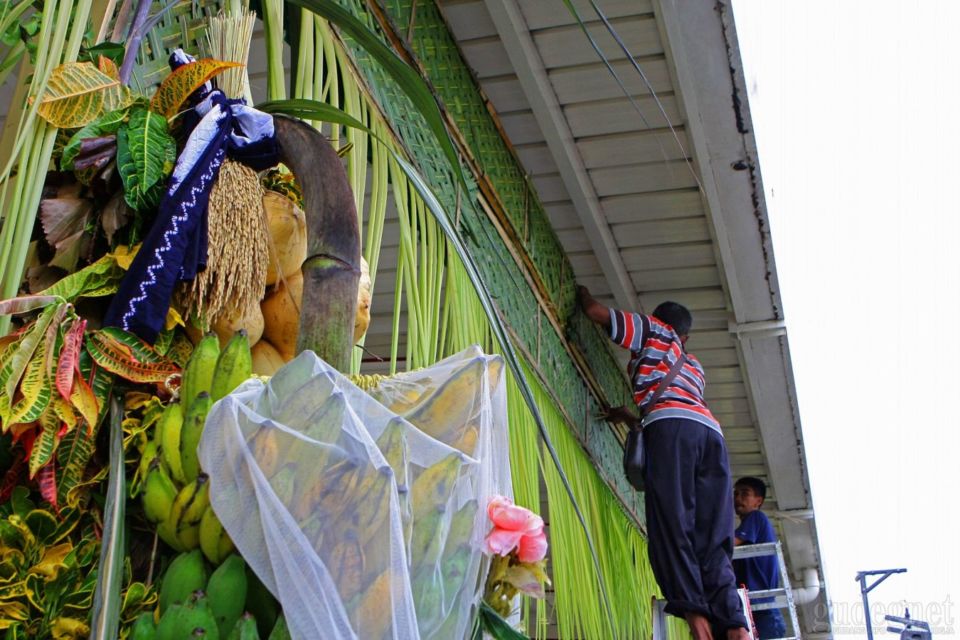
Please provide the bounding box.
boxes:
[483,0,641,311]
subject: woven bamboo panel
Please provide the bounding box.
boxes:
[330,0,644,522]
[104,0,225,94]
[379,0,576,322]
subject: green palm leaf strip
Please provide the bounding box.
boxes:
[89,396,125,640]
[116,107,177,211]
[394,153,619,639]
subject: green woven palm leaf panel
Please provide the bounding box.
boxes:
[378,0,576,321]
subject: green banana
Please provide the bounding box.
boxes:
[129,611,157,640]
[180,392,212,483]
[410,505,447,570]
[245,566,279,638]
[142,458,178,524]
[207,554,248,637]
[158,402,186,484]
[181,333,219,411]
[269,464,297,506]
[266,615,291,640]
[226,613,260,640]
[211,330,253,402]
[157,591,219,640]
[411,453,464,519]
[159,551,208,615]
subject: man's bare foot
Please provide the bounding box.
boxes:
[684,613,714,640]
[726,626,751,640]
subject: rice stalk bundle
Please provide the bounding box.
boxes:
[185,159,268,324]
[205,10,256,103]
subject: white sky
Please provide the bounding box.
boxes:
[732,1,960,637]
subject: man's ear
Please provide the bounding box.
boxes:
[680,335,689,345]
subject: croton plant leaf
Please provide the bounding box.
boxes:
[148,58,241,118]
[116,107,176,211]
[31,61,121,129]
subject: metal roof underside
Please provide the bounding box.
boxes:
[434,0,831,635]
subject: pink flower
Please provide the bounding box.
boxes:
[517,529,548,563]
[484,495,548,561]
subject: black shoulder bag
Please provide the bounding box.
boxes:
[623,353,687,491]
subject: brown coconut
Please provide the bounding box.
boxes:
[263,191,307,286]
[252,340,287,376]
[261,270,303,360]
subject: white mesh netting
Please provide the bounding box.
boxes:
[198,346,512,640]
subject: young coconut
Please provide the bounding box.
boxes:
[263,190,307,286]
[251,340,286,376]
[211,300,264,348]
[261,256,372,362]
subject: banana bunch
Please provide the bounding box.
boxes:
[129,549,289,640]
[140,331,253,563]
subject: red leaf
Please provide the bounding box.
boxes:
[37,462,59,512]
[0,453,25,503]
[18,429,37,459]
[57,318,86,400]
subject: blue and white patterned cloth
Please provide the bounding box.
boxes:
[104,50,279,343]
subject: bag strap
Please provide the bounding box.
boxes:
[640,351,688,418]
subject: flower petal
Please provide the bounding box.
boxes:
[484,528,525,556]
[517,531,548,563]
[487,495,543,533]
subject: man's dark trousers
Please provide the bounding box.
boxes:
[643,418,747,631]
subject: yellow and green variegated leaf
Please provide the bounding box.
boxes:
[55,426,96,510]
[149,58,242,118]
[40,253,125,301]
[28,410,60,478]
[51,395,77,433]
[7,339,52,426]
[30,541,72,579]
[97,56,133,113]
[31,62,120,129]
[84,329,179,384]
[3,305,57,400]
[69,376,98,430]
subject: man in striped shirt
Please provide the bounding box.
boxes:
[579,286,749,640]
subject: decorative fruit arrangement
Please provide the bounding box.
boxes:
[128,550,289,640]
[139,331,251,560]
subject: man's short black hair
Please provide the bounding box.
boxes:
[735,476,767,500]
[652,301,692,337]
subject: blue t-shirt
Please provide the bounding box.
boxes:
[733,510,779,603]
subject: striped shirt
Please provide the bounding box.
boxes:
[609,308,721,434]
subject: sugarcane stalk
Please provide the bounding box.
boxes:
[273,115,360,372]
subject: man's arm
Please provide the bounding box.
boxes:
[577,286,610,328]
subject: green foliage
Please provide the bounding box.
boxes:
[116,107,176,211]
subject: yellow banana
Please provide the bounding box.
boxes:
[404,357,485,439]
[326,529,365,602]
[411,453,464,519]
[142,458,178,524]
[199,505,225,565]
[158,402,186,484]
[210,330,253,402]
[181,333,219,411]
[180,392,212,484]
[177,523,200,550]
[180,474,211,527]
[352,570,393,639]
[249,426,284,478]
